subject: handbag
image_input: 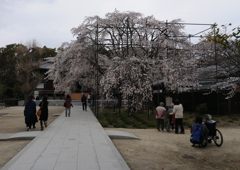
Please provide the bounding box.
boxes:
[37,102,43,116]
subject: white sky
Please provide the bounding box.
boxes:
[1,0,240,49]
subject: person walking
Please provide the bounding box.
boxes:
[65,94,72,117]
[32,113,38,129]
[88,93,91,106]
[81,93,87,111]
[24,95,36,131]
[170,99,184,134]
[155,102,166,132]
[39,95,49,131]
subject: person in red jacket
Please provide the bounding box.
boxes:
[65,94,72,117]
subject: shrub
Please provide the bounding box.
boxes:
[183,120,192,128]
[119,114,127,122]
[106,116,113,125]
[232,117,239,121]
[125,119,133,125]
[1,99,18,106]
[99,120,108,127]
[196,103,208,114]
[114,122,127,128]
[147,122,155,128]
[133,122,146,129]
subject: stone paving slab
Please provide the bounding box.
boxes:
[2,106,130,170]
[0,133,14,141]
[0,130,139,141]
[8,131,41,140]
[106,130,140,140]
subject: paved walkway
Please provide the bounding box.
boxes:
[2,106,130,170]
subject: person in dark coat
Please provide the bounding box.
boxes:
[65,94,72,117]
[81,93,87,111]
[24,95,36,131]
[39,95,48,131]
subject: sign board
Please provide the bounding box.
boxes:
[165,97,172,107]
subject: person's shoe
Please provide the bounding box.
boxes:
[26,127,29,131]
[191,144,196,147]
[175,132,178,134]
[157,129,160,132]
[180,132,185,134]
[41,127,44,131]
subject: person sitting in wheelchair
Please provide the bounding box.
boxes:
[204,114,216,142]
[204,114,215,124]
[190,117,209,147]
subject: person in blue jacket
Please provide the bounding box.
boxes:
[24,95,37,131]
[190,117,209,147]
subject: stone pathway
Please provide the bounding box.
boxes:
[2,106,130,170]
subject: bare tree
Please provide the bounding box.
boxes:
[15,40,44,104]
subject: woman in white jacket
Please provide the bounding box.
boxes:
[170,99,185,134]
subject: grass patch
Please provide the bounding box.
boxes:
[232,117,239,121]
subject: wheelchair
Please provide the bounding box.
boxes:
[166,114,175,132]
[201,121,223,147]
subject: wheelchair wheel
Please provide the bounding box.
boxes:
[214,129,223,147]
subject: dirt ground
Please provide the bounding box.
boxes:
[1,106,240,170]
[109,127,240,170]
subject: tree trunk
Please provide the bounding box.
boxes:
[24,93,29,106]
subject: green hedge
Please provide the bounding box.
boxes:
[0,99,19,106]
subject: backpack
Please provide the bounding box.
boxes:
[190,124,203,144]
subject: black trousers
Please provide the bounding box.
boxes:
[156,119,164,131]
[26,121,32,129]
[82,102,87,110]
[175,118,184,134]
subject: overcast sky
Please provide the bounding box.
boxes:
[1,0,240,49]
